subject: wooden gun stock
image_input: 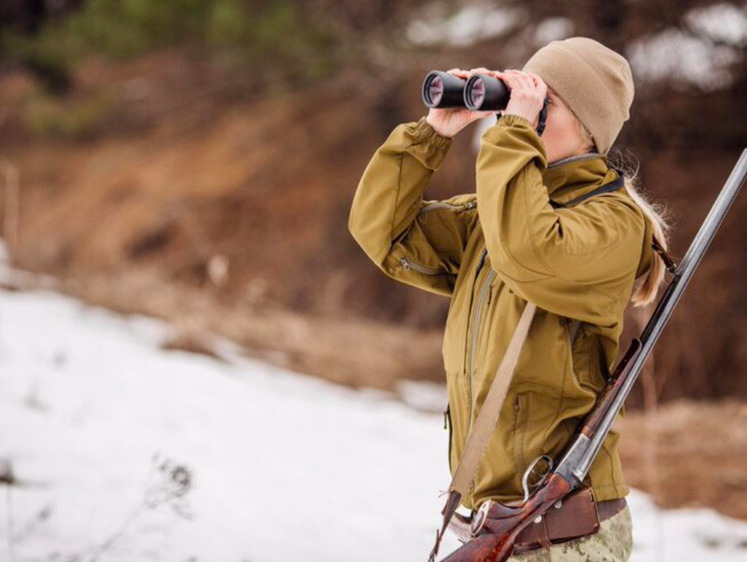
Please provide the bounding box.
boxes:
[441,474,572,562]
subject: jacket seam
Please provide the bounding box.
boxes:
[390,152,405,244]
[542,325,571,445]
[519,396,528,475]
[544,324,572,444]
[601,443,622,497]
[521,166,560,277]
[583,334,599,392]
[498,223,552,278]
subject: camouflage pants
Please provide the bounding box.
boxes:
[506,504,633,562]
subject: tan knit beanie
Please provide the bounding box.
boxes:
[522,36,634,155]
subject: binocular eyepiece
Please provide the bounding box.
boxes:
[422,70,511,112]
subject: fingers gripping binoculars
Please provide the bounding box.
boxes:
[421,70,550,135]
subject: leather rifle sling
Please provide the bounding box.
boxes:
[429,300,537,561]
[450,299,537,497]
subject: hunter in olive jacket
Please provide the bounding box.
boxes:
[348,113,654,510]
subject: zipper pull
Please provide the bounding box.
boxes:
[400,257,411,271]
[465,200,476,210]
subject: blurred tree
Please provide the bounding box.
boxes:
[0,0,83,92]
[0,0,342,95]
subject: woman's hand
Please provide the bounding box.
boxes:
[498,69,548,128]
[425,67,498,139]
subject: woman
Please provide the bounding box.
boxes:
[348,37,670,561]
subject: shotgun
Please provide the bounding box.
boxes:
[433,149,747,562]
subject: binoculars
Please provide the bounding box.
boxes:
[421,69,551,135]
[421,70,511,111]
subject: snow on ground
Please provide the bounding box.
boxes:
[1,286,747,561]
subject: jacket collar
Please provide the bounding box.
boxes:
[542,151,619,205]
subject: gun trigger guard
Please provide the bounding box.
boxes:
[521,455,554,503]
[470,499,495,537]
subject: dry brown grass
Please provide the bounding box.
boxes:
[617,399,747,520]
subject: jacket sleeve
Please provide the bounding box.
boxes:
[348,116,479,297]
[475,113,646,324]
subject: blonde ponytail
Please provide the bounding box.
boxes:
[608,150,673,307]
[574,119,673,307]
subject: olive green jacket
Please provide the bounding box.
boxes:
[348,113,654,510]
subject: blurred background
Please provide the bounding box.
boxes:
[0,0,746,560]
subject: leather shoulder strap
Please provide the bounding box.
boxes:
[429,300,537,561]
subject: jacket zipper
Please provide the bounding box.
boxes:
[399,257,445,275]
[467,248,496,428]
[401,201,477,275]
[420,200,476,214]
[443,404,453,473]
[513,394,528,473]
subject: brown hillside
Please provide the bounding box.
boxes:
[0,48,746,405]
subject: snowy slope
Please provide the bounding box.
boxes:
[1,287,747,561]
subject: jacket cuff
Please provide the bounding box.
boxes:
[412,115,453,145]
[496,113,535,129]
[405,116,453,170]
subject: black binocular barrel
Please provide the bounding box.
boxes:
[421,70,512,111]
[464,74,510,111]
[422,71,467,108]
